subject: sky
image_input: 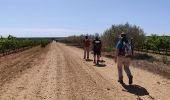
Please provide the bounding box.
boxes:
[0,0,170,37]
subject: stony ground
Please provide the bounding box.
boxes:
[0,42,169,100]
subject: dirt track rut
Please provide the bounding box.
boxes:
[0,42,169,100]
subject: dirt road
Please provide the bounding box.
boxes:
[0,42,169,100]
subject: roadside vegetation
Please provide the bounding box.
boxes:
[0,35,51,56]
[59,23,170,79]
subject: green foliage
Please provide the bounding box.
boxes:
[0,35,50,54]
[101,23,145,48]
[144,34,170,54]
[41,39,50,48]
[59,23,169,55]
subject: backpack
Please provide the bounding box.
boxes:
[119,40,132,57]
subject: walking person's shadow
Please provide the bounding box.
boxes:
[96,63,106,67]
[120,83,154,100]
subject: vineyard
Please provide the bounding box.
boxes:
[0,34,169,100]
[138,35,170,55]
[60,23,170,55]
[0,35,51,56]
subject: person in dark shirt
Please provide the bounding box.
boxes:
[83,35,91,60]
[93,35,102,65]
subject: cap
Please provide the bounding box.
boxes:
[121,32,126,38]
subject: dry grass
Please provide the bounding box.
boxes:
[63,43,170,79]
[102,52,170,79]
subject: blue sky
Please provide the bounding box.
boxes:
[0,0,170,37]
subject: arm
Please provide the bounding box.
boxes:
[114,48,119,63]
[114,41,120,63]
[92,40,94,50]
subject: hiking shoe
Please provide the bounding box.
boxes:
[118,80,124,84]
[129,76,133,85]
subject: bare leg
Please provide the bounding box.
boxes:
[118,65,123,81]
[117,57,123,83]
[124,65,132,78]
[97,55,100,64]
[93,54,96,64]
[84,48,86,59]
[87,47,89,59]
[97,55,100,61]
[124,64,133,84]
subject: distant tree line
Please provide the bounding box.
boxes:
[60,23,170,55]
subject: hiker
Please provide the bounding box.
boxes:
[114,32,133,85]
[93,34,102,65]
[83,35,91,60]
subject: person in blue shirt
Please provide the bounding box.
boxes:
[114,32,133,85]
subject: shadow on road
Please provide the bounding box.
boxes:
[121,83,149,96]
[99,60,105,63]
[96,63,106,67]
[120,83,154,100]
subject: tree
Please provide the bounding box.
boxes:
[101,23,145,50]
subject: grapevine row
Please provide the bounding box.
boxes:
[0,36,50,56]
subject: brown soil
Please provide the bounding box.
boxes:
[0,42,169,100]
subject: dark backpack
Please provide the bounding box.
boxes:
[119,40,132,57]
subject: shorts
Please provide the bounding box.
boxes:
[93,50,101,55]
